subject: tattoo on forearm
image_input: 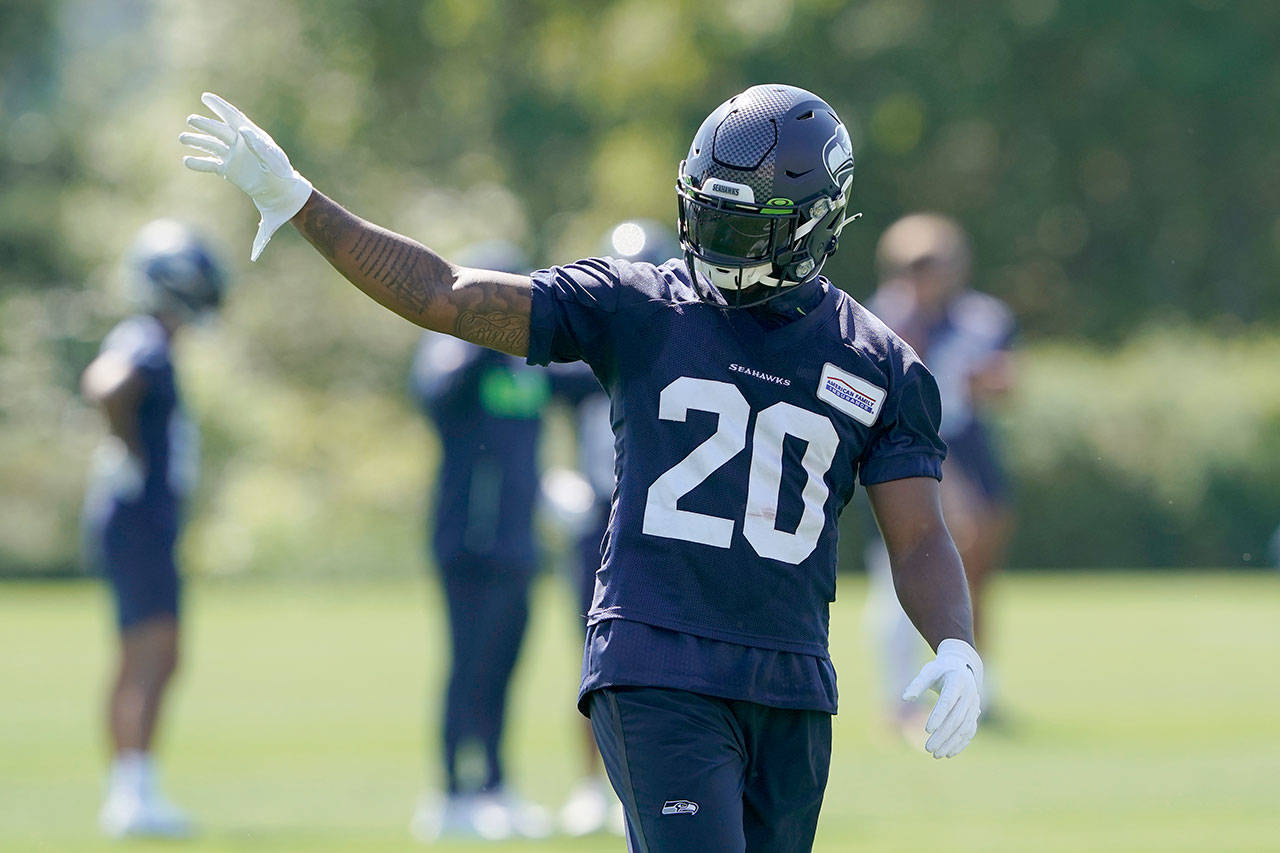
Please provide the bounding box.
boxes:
[295,193,530,354]
[349,230,439,316]
[454,310,529,351]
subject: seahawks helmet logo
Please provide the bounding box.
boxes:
[823,124,854,184]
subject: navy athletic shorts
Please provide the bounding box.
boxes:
[588,687,831,852]
[91,513,181,631]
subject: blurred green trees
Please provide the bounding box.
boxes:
[7,0,1279,330]
[1,0,1277,573]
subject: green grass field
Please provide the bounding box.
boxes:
[3,572,1278,852]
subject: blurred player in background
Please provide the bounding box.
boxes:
[184,85,984,851]
[407,241,551,841]
[549,220,681,836]
[81,220,225,838]
[865,213,1016,730]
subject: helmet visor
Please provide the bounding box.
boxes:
[684,202,777,262]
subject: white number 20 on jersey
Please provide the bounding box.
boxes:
[642,376,839,565]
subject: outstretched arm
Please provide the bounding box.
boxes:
[866,475,982,759]
[290,192,531,356]
[180,92,531,356]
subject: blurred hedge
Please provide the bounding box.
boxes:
[1002,328,1280,569]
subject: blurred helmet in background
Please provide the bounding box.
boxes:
[677,83,857,307]
[600,219,680,266]
[125,219,226,322]
[454,239,531,275]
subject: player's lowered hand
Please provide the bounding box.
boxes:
[180,92,313,261]
[902,638,983,759]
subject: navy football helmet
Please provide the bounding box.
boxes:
[677,84,858,307]
[126,219,226,321]
[600,219,680,266]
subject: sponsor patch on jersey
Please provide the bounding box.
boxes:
[816,362,884,426]
[661,800,699,816]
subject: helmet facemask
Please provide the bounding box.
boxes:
[677,170,853,309]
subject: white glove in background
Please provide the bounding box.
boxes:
[180,92,313,261]
[902,637,984,759]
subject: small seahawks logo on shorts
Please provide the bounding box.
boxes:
[661,800,699,815]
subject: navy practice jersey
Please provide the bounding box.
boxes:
[412,333,549,566]
[527,259,945,667]
[84,315,196,528]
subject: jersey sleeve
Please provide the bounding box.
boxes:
[858,356,947,486]
[101,317,169,378]
[526,257,624,372]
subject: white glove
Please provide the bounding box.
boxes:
[902,638,983,759]
[180,92,313,261]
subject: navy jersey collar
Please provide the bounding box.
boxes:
[718,279,841,352]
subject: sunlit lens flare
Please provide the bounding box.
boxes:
[611,222,647,258]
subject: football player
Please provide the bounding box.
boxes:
[407,240,551,841]
[182,85,982,851]
[864,214,1016,730]
[81,219,224,838]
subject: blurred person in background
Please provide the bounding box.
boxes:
[407,241,552,841]
[864,213,1016,732]
[184,86,984,851]
[80,220,225,838]
[548,220,681,837]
